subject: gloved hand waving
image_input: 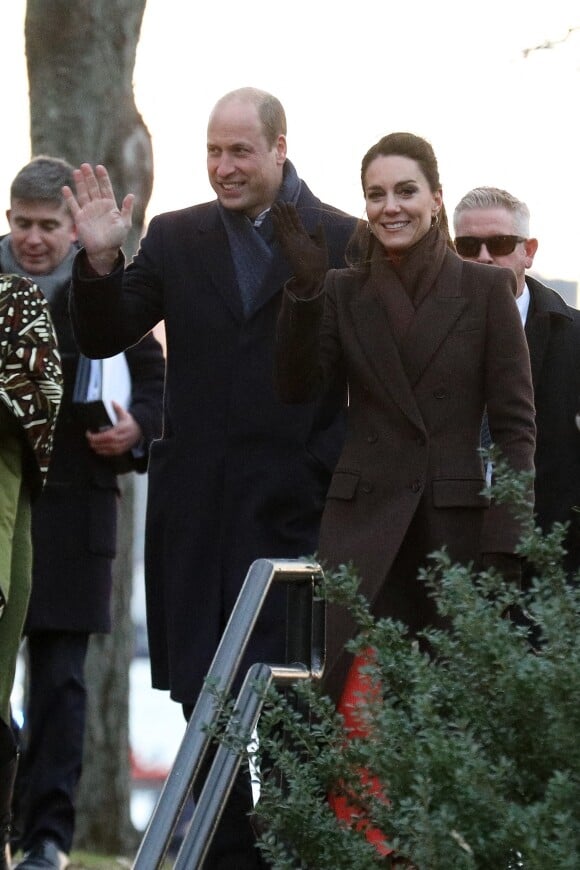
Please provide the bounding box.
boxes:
[271,202,329,296]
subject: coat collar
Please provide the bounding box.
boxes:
[350,250,468,431]
[526,274,573,319]
[195,184,323,322]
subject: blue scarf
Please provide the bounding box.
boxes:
[218,160,301,317]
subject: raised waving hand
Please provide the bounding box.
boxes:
[271,202,329,295]
[63,163,135,275]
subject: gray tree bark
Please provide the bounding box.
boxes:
[25,0,152,253]
[25,0,153,854]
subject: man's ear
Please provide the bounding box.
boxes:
[275,134,287,165]
[524,237,538,268]
[6,209,11,225]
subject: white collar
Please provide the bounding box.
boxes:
[516,281,530,325]
[252,208,270,228]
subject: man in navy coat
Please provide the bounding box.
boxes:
[2,156,165,870]
[454,186,580,578]
[67,88,358,867]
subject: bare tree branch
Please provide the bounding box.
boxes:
[522,25,580,58]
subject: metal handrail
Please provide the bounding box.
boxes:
[174,661,310,869]
[132,557,325,870]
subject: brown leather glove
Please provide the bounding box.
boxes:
[271,202,329,295]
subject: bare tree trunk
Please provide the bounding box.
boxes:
[25,0,152,252]
[74,477,139,854]
[25,0,152,853]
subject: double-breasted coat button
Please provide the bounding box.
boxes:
[433,388,447,399]
[367,433,378,444]
[361,480,373,493]
[411,479,423,493]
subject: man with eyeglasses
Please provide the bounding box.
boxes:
[454,186,580,579]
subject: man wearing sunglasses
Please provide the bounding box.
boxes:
[454,186,580,579]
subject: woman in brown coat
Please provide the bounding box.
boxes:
[273,132,536,702]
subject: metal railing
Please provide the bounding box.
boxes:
[132,557,325,869]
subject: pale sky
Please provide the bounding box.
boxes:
[2,0,580,285]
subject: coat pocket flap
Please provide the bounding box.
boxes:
[327,471,360,500]
[433,478,489,508]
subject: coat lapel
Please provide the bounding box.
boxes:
[349,252,468,430]
[400,252,468,387]
[196,207,245,321]
[350,272,426,433]
[196,202,289,321]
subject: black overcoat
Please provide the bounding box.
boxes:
[71,182,358,703]
[27,276,165,634]
[525,276,580,573]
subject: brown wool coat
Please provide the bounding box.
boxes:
[276,249,536,700]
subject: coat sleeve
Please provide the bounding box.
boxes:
[70,216,167,359]
[275,270,345,404]
[0,275,63,496]
[71,246,166,474]
[125,331,165,453]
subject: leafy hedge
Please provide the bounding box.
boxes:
[211,461,580,868]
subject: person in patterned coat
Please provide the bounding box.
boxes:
[0,273,62,870]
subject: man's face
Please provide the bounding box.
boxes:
[7,199,77,275]
[454,206,537,297]
[207,99,286,219]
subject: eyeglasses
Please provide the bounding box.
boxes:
[455,235,526,257]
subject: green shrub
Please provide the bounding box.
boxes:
[211,460,580,868]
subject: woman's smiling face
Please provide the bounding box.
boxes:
[363,154,442,253]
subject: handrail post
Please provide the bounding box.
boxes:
[173,662,312,870]
[132,558,324,870]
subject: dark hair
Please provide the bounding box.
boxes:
[10,155,75,205]
[348,132,453,267]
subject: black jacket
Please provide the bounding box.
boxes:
[526,275,580,573]
[71,181,358,703]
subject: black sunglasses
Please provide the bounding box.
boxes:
[455,235,526,257]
